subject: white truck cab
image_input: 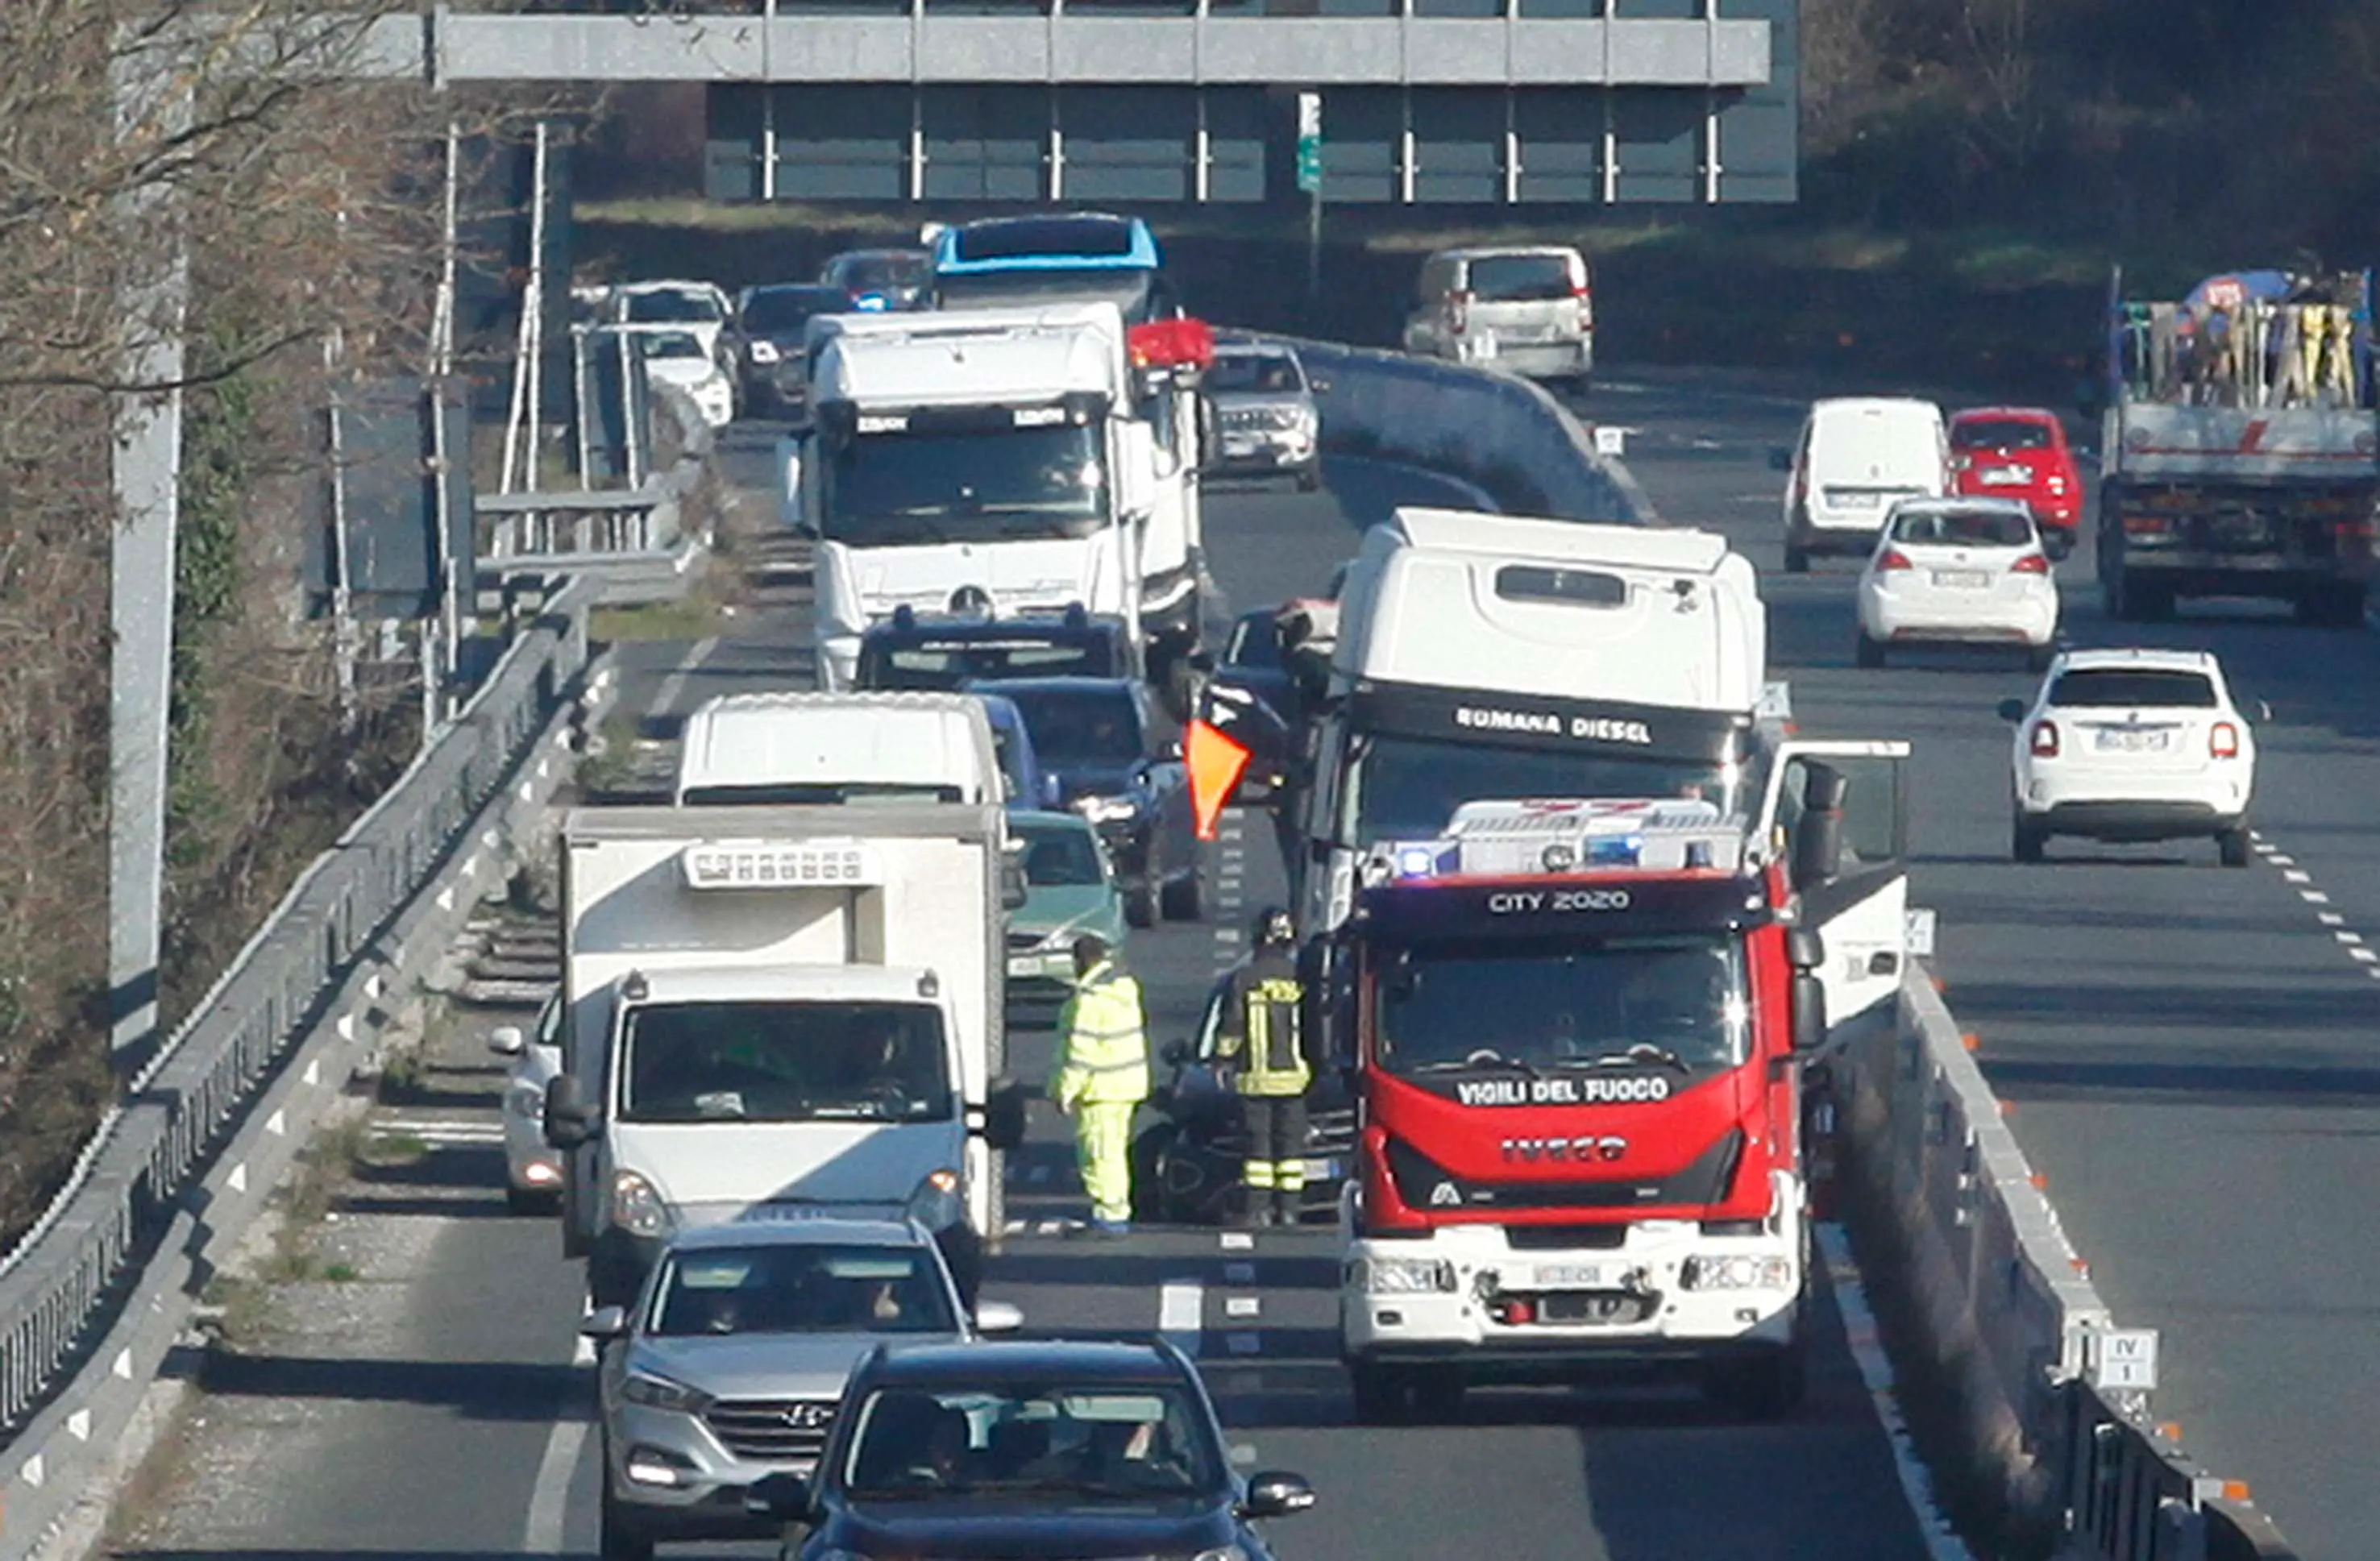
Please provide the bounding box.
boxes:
[1301,509,1778,935]
[795,303,1207,691]
[544,804,1027,1309]
[674,691,1005,807]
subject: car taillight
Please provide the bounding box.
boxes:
[1573,283,1593,333]
[2210,721,2240,758]
[1448,290,1471,334]
[2030,720,2060,758]
[1877,548,1915,571]
[2010,552,2051,575]
[2123,514,2172,537]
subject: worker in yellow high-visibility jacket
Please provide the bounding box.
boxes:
[1052,933,1149,1237]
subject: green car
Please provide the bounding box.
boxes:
[1006,811,1130,992]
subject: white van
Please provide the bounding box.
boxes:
[1778,396,1950,572]
[673,691,1003,807]
[1402,246,1593,387]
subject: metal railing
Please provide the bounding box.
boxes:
[0,579,593,1441]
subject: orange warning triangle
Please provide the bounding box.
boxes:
[1184,717,1252,841]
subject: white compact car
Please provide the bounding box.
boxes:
[489,997,563,1214]
[2000,648,2257,866]
[633,329,737,430]
[1856,498,2059,669]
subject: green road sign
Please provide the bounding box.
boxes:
[1297,91,1323,194]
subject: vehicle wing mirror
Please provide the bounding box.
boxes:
[974,1299,1025,1335]
[999,841,1029,911]
[1787,927,1825,972]
[1792,971,1829,1053]
[543,1075,596,1150]
[1768,446,1795,473]
[981,1077,1029,1153]
[1117,421,1158,517]
[1309,375,1332,395]
[488,1024,525,1058]
[744,1471,812,1522]
[1996,697,2028,723]
[579,1305,629,1341]
[1789,763,1848,892]
[2256,699,2274,722]
[1242,1471,1319,1519]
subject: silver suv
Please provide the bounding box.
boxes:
[1402,244,1593,388]
[1207,340,1321,492]
[585,1215,1022,1561]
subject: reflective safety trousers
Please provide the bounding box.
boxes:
[1054,961,1151,1109]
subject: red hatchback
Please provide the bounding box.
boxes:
[1949,407,2083,556]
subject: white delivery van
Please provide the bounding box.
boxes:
[1779,396,1950,572]
[674,691,1004,807]
[1402,246,1594,387]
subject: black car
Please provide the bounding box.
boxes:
[747,1339,1315,1561]
[972,675,1202,928]
[856,605,1140,693]
[733,283,848,415]
[1132,972,1355,1227]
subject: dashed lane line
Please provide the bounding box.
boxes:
[1160,1279,1206,1359]
[2251,830,2380,979]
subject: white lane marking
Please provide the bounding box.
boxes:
[1817,1223,1977,1561]
[2283,869,2312,884]
[1159,1280,1205,1359]
[2352,948,2378,964]
[2320,911,2346,926]
[1226,1295,1261,1318]
[2268,855,2296,867]
[1219,1231,1255,1251]
[2336,931,2365,946]
[2303,891,2331,904]
[652,634,722,722]
[528,1302,599,1553]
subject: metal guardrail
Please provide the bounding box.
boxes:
[0,578,593,1447]
[1265,334,1659,525]
[480,484,687,563]
[1841,968,2300,1560]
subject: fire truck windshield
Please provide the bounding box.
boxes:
[1373,936,1747,1078]
[1343,736,1732,846]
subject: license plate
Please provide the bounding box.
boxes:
[1930,570,1991,588]
[1979,467,2029,485]
[1827,491,1883,509]
[2095,728,2171,753]
[1534,1264,1604,1288]
[1539,1291,1642,1324]
[1304,1157,1341,1181]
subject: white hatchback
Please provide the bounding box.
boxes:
[1856,498,2058,669]
[489,996,563,1214]
[1999,648,2257,866]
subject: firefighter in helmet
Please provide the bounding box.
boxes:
[1214,907,1314,1227]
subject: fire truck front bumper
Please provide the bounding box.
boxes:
[1340,1212,1802,1374]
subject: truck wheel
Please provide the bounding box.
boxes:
[1124,878,1159,930]
[2012,814,2047,864]
[1854,632,1884,670]
[1160,866,1206,922]
[1347,1360,1414,1426]
[2218,827,2252,869]
[600,1484,656,1561]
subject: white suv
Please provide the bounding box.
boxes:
[2000,648,2257,866]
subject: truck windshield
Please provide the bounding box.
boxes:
[824,423,1110,546]
[1375,936,1747,1077]
[620,1000,953,1124]
[1342,735,1731,846]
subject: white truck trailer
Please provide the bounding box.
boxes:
[543,802,1027,1307]
[796,302,1208,691]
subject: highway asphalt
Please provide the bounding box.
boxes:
[1601,367,2380,1559]
[105,418,1939,1561]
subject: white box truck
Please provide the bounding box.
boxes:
[674,691,1005,807]
[543,803,1027,1307]
[795,302,1208,691]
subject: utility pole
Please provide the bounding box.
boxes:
[106,39,192,1066]
[427,118,462,736]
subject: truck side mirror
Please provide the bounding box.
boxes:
[981,1078,1029,1153]
[999,842,1029,911]
[488,1024,525,1058]
[544,1075,596,1150]
[1792,971,1829,1052]
[1789,763,1848,892]
[1787,926,1825,972]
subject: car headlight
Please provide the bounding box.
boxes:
[611,1169,673,1239]
[621,1368,713,1415]
[1679,1255,1795,1292]
[1073,795,1140,825]
[1355,1256,1456,1295]
[904,1166,965,1231]
[750,340,780,363]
